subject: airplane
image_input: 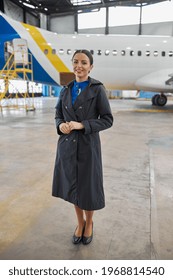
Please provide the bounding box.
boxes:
[1,12,173,106]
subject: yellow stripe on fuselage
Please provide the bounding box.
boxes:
[21,23,70,73]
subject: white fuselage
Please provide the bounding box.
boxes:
[1,13,173,92]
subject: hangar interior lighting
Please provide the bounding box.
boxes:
[71,0,101,6]
[23,2,35,9]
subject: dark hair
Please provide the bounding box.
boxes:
[72,49,93,65]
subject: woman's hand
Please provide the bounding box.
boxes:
[67,121,84,131]
[59,123,71,134]
[59,121,84,134]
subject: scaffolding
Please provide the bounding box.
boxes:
[0,40,35,111]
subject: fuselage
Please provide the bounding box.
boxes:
[1,12,173,92]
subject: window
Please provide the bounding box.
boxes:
[59,49,64,54]
[90,50,94,55]
[52,49,56,55]
[44,49,48,55]
[109,7,140,26]
[121,50,125,56]
[169,51,173,57]
[105,50,110,56]
[130,50,134,56]
[78,8,106,29]
[153,51,158,57]
[162,51,166,57]
[67,49,72,55]
[138,51,142,56]
[97,50,102,55]
[142,2,173,24]
[112,50,117,56]
[146,50,150,56]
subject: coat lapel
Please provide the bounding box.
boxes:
[62,87,78,121]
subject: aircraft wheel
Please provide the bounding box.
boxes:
[156,94,167,106]
[152,94,160,105]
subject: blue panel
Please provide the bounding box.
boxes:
[0,16,19,35]
[0,16,20,68]
[0,15,59,86]
[139,91,158,98]
[42,85,49,96]
[52,86,62,97]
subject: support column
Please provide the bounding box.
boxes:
[105,6,109,35]
[74,12,78,33]
[0,0,4,13]
[139,4,143,35]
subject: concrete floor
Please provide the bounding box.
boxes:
[0,97,173,260]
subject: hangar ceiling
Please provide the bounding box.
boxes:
[8,0,168,16]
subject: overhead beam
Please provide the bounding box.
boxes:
[8,0,168,16]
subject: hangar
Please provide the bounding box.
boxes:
[0,0,173,265]
[0,0,170,34]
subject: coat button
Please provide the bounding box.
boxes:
[79,106,82,109]
[65,106,68,109]
[65,138,68,141]
[73,139,76,142]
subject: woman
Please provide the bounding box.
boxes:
[52,49,113,245]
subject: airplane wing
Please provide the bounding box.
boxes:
[165,73,173,85]
[135,69,173,93]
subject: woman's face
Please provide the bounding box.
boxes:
[72,53,93,82]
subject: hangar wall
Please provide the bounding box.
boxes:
[50,16,75,34]
[79,22,173,36]
[2,0,173,36]
[4,0,39,27]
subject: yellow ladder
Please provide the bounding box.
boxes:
[0,52,35,111]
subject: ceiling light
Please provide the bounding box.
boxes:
[71,0,101,6]
[23,2,35,9]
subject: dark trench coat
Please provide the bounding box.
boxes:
[52,77,113,211]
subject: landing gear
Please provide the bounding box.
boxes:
[152,94,159,105]
[152,93,167,106]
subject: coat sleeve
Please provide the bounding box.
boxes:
[82,85,113,134]
[55,89,66,135]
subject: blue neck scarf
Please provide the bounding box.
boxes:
[71,80,89,105]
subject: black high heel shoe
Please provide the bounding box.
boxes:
[72,222,86,244]
[82,222,93,245]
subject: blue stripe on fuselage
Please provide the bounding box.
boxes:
[0,15,58,85]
